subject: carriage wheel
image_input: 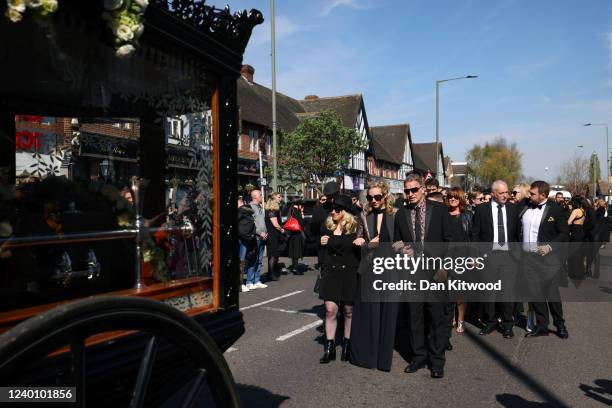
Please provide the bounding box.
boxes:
[0,296,240,407]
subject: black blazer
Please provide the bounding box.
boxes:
[518,201,569,254]
[471,201,520,243]
[393,200,454,257]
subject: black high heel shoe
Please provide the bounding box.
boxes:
[340,338,351,362]
[320,340,336,364]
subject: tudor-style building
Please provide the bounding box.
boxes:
[298,94,371,195]
[412,142,447,186]
[369,124,414,193]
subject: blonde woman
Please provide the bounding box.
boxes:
[350,180,399,371]
[319,195,364,363]
[264,193,284,282]
[511,183,530,209]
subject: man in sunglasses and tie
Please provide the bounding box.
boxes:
[393,172,454,379]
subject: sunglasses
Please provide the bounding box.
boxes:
[511,191,519,196]
[404,187,421,195]
[319,198,327,202]
[331,206,344,213]
[366,194,383,202]
[448,196,459,201]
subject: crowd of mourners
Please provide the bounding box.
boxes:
[237,173,610,378]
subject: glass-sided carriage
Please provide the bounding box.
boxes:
[0,0,262,405]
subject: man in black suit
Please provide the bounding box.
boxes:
[471,180,519,338]
[520,180,569,339]
[394,173,454,379]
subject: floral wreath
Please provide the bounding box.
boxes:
[4,0,148,57]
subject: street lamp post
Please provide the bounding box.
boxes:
[584,123,609,201]
[435,75,478,183]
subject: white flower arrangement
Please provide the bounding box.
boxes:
[4,0,146,58]
[5,0,57,22]
[102,0,147,58]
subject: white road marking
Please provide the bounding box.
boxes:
[276,320,323,342]
[240,290,304,311]
[262,306,318,317]
[224,347,238,354]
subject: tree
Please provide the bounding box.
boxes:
[466,137,523,188]
[279,110,367,193]
[558,153,589,195]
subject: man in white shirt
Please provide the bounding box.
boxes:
[519,181,569,339]
[471,180,519,338]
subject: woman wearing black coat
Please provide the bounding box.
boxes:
[446,187,472,334]
[318,195,364,364]
[350,181,398,371]
[287,201,305,275]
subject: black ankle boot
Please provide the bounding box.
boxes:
[341,338,351,362]
[320,340,336,364]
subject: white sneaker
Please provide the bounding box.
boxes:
[241,284,250,292]
[254,282,268,289]
[526,310,536,333]
[246,283,255,291]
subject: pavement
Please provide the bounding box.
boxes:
[225,255,612,408]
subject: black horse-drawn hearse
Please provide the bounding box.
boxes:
[0,0,262,405]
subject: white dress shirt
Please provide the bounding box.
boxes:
[522,200,547,252]
[491,201,509,250]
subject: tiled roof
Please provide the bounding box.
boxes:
[298,94,362,128]
[370,124,410,165]
[412,142,444,174]
[237,77,304,132]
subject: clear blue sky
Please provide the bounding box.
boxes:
[227,0,612,181]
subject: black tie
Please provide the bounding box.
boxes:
[497,204,505,245]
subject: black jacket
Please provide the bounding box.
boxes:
[518,200,569,254]
[393,200,454,257]
[471,201,520,243]
[238,205,256,242]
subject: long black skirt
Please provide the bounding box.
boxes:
[350,278,398,371]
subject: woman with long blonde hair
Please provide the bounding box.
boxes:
[350,180,399,371]
[264,193,284,281]
[318,195,364,364]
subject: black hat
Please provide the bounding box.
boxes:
[323,181,340,196]
[332,195,358,215]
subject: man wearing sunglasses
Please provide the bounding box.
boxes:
[393,173,454,379]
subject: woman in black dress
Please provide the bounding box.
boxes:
[287,200,305,275]
[264,193,284,281]
[319,195,364,363]
[350,180,398,371]
[446,187,472,333]
[567,196,586,279]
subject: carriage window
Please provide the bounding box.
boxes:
[164,111,214,279]
[0,116,141,311]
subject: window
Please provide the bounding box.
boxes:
[248,129,259,153]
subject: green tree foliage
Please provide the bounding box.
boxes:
[466,137,523,188]
[588,152,601,183]
[279,110,367,193]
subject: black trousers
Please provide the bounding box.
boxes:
[523,253,565,329]
[481,252,516,331]
[406,302,449,371]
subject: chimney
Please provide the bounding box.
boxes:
[304,95,319,100]
[241,64,255,83]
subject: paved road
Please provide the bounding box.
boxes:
[225,256,612,408]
